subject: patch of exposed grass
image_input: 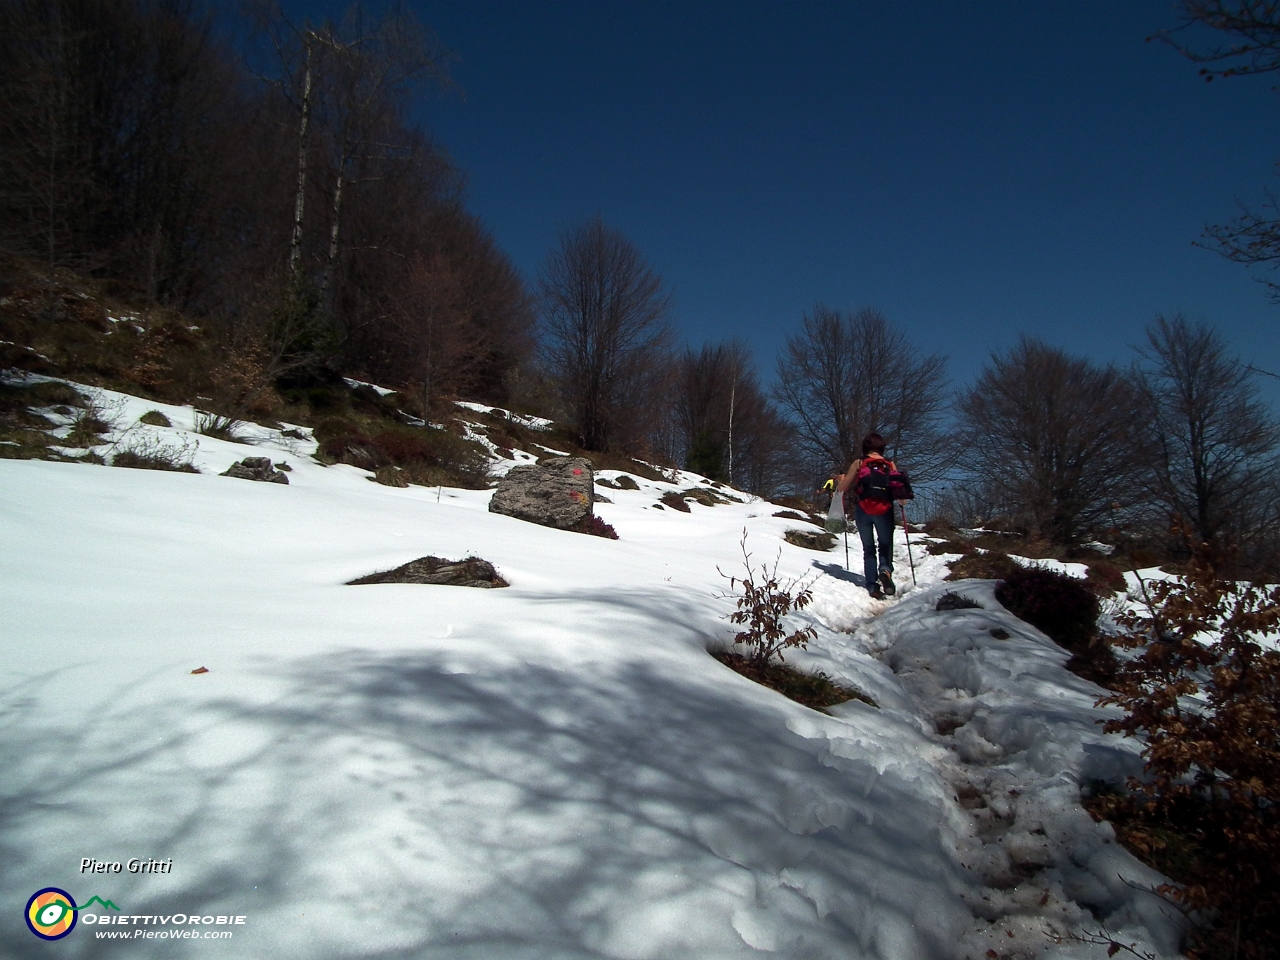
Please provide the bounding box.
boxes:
[112,450,198,472]
[935,591,982,611]
[945,551,1022,581]
[0,428,56,459]
[0,379,84,416]
[110,434,197,473]
[312,416,491,489]
[769,494,813,513]
[139,409,171,427]
[659,490,691,512]
[371,465,410,487]
[193,410,241,442]
[679,485,735,506]
[713,651,877,713]
[527,427,669,481]
[783,528,836,551]
[64,409,111,447]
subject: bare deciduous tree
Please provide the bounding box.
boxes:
[0,0,534,409]
[957,337,1134,543]
[773,304,951,481]
[540,217,675,452]
[1157,1,1280,301]
[314,9,451,305]
[387,251,473,411]
[1130,314,1280,553]
[1159,0,1280,80]
[672,341,790,492]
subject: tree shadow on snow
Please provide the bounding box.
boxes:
[1,640,974,959]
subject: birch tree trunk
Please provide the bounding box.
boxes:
[321,159,344,303]
[288,37,313,281]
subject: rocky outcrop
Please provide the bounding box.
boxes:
[348,556,508,588]
[488,456,593,529]
[220,457,289,484]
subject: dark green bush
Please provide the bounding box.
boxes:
[371,429,435,463]
[304,386,349,412]
[995,565,1099,653]
[311,416,357,443]
[318,431,384,471]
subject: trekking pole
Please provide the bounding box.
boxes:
[899,502,917,586]
[843,525,850,571]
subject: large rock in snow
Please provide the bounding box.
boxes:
[348,556,508,588]
[220,456,289,484]
[488,456,593,529]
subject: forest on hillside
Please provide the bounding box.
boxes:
[2,0,1280,577]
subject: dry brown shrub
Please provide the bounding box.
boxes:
[123,330,172,389]
[1097,535,1280,959]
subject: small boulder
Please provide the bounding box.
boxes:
[221,456,289,484]
[348,556,508,588]
[489,456,593,529]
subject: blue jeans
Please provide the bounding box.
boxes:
[855,505,894,593]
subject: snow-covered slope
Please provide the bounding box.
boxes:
[1,386,1183,959]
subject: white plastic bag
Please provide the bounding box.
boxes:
[825,487,846,534]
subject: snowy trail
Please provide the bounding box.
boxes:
[0,394,1183,958]
[856,582,1182,958]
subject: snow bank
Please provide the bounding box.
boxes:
[0,383,1183,959]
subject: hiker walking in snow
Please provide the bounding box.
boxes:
[836,433,913,599]
[817,472,840,510]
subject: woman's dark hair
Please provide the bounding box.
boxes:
[861,433,886,456]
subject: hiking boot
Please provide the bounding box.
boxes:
[868,587,884,600]
[878,570,896,596]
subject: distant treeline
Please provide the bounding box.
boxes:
[0,0,533,404]
[2,2,1277,575]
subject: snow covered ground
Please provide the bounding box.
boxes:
[1,385,1185,959]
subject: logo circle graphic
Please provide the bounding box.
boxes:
[25,888,78,940]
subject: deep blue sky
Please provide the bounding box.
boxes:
[280,1,1280,405]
